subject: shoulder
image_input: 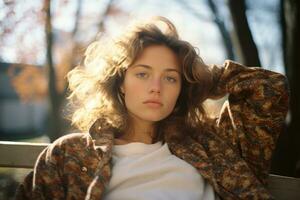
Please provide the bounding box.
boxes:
[52,132,92,146]
[42,133,93,159]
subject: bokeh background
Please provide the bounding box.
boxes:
[0,0,299,199]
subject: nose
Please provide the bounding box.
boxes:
[149,77,161,94]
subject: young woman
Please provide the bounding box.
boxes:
[16,16,289,200]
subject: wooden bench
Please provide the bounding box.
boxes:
[1,141,300,199]
[0,141,48,168]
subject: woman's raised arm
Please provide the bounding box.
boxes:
[210,60,289,184]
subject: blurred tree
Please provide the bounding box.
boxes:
[7,64,47,101]
[0,1,45,64]
[272,0,300,177]
[206,0,235,60]
[228,0,261,66]
[43,0,88,141]
[44,0,63,141]
[97,0,115,34]
[176,0,235,60]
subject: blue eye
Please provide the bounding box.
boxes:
[165,76,177,83]
[135,72,148,79]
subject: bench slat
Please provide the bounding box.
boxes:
[268,174,300,199]
[0,141,48,168]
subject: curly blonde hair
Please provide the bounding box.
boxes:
[67,16,214,141]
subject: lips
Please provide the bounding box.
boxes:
[143,100,163,107]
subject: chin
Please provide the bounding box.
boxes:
[141,114,170,122]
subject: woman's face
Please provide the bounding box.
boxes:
[121,45,181,124]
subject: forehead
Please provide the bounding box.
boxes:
[131,45,180,72]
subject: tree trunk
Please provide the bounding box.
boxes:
[44,0,63,141]
[207,0,235,60]
[272,0,300,177]
[228,0,261,66]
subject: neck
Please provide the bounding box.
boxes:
[118,116,156,144]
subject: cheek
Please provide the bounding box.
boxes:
[123,79,144,105]
[124,79,143,96]
[166,86,181,109]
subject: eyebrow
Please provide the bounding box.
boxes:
[131,64,181,74]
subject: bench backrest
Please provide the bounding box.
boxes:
[0,141,48,168]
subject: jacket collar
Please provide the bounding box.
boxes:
[88,118,115,162]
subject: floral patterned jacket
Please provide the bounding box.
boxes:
[15,60,289,200]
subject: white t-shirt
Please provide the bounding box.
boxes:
[103,141,217,200]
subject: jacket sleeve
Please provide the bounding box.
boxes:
[210,60,289,184]
[15,139,67,200]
